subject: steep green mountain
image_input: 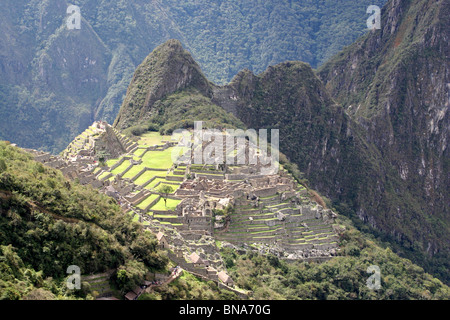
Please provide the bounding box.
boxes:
[0,141,167,299]
[114,39,245,133]
[221,61,449,282]
[113,24,448,284]
[0,0,387,153]
[318,0,449,279]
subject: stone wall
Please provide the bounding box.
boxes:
[253,187,278,197]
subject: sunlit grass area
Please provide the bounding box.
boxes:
[133,170,166,185]
[157,183,180,193]
[137,132,172,146]
[121,164,152,179]
[141,148,175,169]
[111,160,131,175]
[144,178,179,190]
[98,171,111,180]
[134,148,147,157]
[151,198,181,211]
[153,214,178,219]
[137,194,160,210]
[106,159,119,167]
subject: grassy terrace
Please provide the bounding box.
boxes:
[134,171,166,185]
[111,160,131,175]
[230,223,273,230]
[104,144,180,178]
[217,233,277,240]
[134,148,147,157]
[232,212,274,221]
[137,132,172,146]
[121,165,146,179]
[153,214,179,219]
[144,177,167,189]
[157,182,181,192]
[266,202,291,209]
[227,227,284,235]
[106,159,120,167]
[230,212,275,221]
[228,222,280,230]
[234,208,269,214]
[137,194,160,210]
[145,178,180,191]
[141,148,175,169]
[98,171,111,180]
[151,198,181,211]
[93,167,101,174]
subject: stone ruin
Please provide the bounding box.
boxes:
[23,122,341,289]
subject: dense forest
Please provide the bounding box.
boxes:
[0,142,167,299]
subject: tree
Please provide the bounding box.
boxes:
[158,185,174,207]
[96,151,110,166]
[115,260,147,292]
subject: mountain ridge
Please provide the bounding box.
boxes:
[318,0,449,278]
[0,0,387,153]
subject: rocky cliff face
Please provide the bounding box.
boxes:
[212,62,425,259]
[318,0,449,271]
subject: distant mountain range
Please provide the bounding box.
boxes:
[0,0,386,153]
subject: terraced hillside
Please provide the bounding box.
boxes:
[94,130,186,217]
[26,123,340,292]
[59,124,339,257]
[214,174,338,258]
[61,121,139,161]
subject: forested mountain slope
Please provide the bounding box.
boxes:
[318,0,449,280]
[1,130,449,300]
[0,142,167,299]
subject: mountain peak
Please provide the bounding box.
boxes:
[158,38,184,52]
[114,39,211,129]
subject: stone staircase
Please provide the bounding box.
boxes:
[111,128,139,154]
[82,271,114,298]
